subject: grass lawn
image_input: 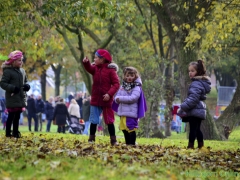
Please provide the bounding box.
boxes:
[1,87,239,180]
[0,118,240,180]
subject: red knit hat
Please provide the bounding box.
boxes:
[95,49,112,62]
[5,50,23,65]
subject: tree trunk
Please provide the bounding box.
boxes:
[164,46,174,137]
[150,101,165,139]
[40,71,46,101]
[201,109,221,140]
[51,64,62,97]
[215,75,240,139]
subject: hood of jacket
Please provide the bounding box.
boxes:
[91,62,119,72]
[135,77,142,85]
[1,62,18,69]
[192,76,211,94]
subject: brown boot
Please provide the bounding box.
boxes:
[198,141,204,149]
[110,136,118,145]
[88,135,95,143]
[187,142,194,149]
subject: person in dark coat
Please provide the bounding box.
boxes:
[177,60,211,149]
[53,98,71,133]
[82,96,91,135]
[26,94,38,131]
[35,94,45,131]
[0,50,30,138]
[45,97,54,132]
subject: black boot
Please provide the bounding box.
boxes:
[110,136,118,145]
[57,126,61,133]
[187,142,194,149]
[129,131,136,145]
[198,141,204,149]
[12,131,22,138]
[88,135,95,143]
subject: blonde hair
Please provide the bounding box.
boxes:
[71,99,77,104]
[123,66,139,81]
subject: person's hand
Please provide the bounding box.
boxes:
[83,56,89,63]
[177,108,181,114]
[103,94,110,101]
[13,87,20,94]
[22,84,30,91]
[177,108,187,118]
[116,98,120,103]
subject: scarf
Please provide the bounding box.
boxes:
[122,81,141,91]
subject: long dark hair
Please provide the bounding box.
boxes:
[189,60,206,76]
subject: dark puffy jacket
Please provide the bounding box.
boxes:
[53,102,70,125]
[36,99,45,113]
[45,101,54,120]
[83,62,120,107]
[180,76,211,120]
[0,64,28,108]
[27,97,36,114]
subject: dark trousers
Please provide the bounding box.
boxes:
[57,125,65,133]
[188,116,203,143]
[6,111,21,137]
[36,112,42,131]
[46,119,52,132]
[28,113,38,131]
[122,130,136,145]
[90,123,116,136]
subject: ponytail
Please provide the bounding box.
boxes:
[189,59,206,76]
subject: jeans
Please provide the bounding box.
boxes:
[19,113,23,125]
[36,113,42,131]
[46,119,52,132]
[83,121,90,135]
[28,113,38,131]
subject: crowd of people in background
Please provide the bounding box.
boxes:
[0,91,92,135]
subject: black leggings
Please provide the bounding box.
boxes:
[6,111,21,136]
[90,123,116,136]
[122,130,136,145]
[188,116,203,143]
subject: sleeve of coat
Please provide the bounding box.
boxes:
[65,106,71,121]
[0,70,15,92]
[68,104,72,114]
[83,61,95,75]
[53,105,57,120]
[180,81,202,111]
[117,87,141,104]
[114,87,122,102]
[107,70,120,97]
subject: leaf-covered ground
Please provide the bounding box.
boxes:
[0,132,240,180]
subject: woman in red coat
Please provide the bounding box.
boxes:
[83,49,120,145]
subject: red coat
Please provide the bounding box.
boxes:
[83,62,120,107]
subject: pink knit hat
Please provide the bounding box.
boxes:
[5,50,23,65]
[95,49,112,62]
